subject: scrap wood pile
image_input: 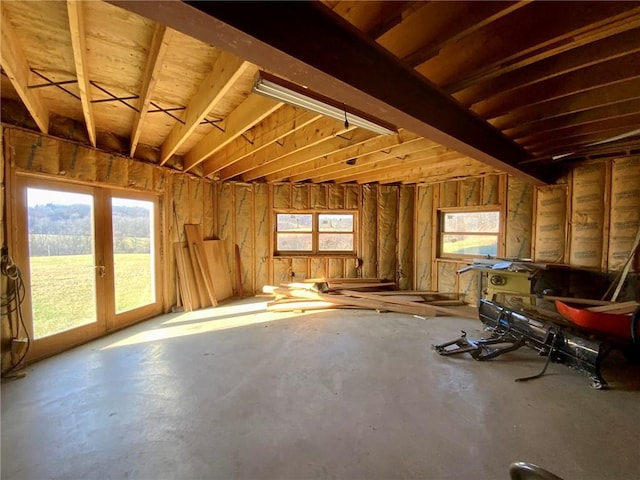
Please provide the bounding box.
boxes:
[264,278,478,319]
[174,224,235,312]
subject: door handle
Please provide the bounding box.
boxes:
[94,265,106,278]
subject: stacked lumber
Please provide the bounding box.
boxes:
[265,282,477,319]
[303,278,396,292]
[175,224,235,311]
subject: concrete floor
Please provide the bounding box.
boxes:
[2,297,639,480]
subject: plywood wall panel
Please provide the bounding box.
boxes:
[506,176,534,259]
[415,185,434,291]
[608,157,640,271]
[570,163,606,268]
[378,186,398,281]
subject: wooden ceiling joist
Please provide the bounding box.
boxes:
[202,106,320,177]
[183,94,282,172]
[66,0,96,147]
[0,7,50,134]
[455,27,640,107]
[129,24,173,157]
[474,52,640,120]
[218,117,353,181]
[278,130,424,183]
[159,51,250,164]
[109,0,544,184]
[305,138,442,184]
[491,77,640,131]
[245,128,379,182]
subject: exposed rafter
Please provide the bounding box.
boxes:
[130,24,173,157]
[159,51,250,165]
[108,0,544,184]
[183,94,282,172]
[202,107,320,177]
[0,7,50,133]
[66,0,96,147]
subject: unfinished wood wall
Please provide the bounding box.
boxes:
[214,182,415,293]
[414,174,534,303]
[532,156,640,273]
[0,127,217,372]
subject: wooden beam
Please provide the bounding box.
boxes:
[183,94,282,171]
[243,128,378,182]
[217,116,352,181]
[474,52,640,119]
[491,77,640,131]
[455,27,640,107]
[107,0,545,184]
[130,24,173,157]
[66,0,96,147]
[160,51,250,164]
[0,7,49,133]
[202,106,320,176]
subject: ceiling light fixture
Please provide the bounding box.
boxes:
[253,71,397,136]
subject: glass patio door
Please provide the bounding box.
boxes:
[13,176,161,360]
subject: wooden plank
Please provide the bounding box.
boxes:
[184,95,282,171]
[266,300,346,312]
[130,24,173,156]
[66,0,96,147]
[184,224,218,306]
[586,301,639,313]
[0,7,49,133]
[272,287,437,317]
[160,52,249,164]
[173,242,198,311]
[339,290,473,318]
[203,240,234,301]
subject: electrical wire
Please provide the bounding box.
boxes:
[1,253,30,377]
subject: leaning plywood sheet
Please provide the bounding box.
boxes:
[608,157,640,271]
[184,224,217,306]
[203,240,234,301]
[534,185,567,263]
[570,163,606,268]
[174,242,199,311]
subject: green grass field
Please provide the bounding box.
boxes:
[30,254,153,338]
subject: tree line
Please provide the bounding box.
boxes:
[28,204,151,256]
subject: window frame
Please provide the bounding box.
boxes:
[438,207,502,259]
[274,210,358,256]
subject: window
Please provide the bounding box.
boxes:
[440,210,500,257]
[276,212,356,254]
